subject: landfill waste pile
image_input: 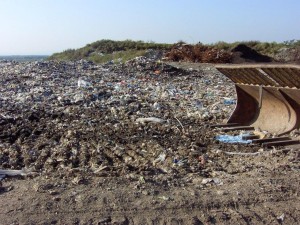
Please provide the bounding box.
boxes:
[273,46,300,63]
[0,59,299,224]
[164,43,276,64]
[0,59,236,176]
[164,43,232,63]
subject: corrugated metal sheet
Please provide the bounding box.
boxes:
[262,68,300,88]
[216,65,300,88]
[218,68,276,86]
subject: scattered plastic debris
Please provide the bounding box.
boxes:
[78,78,92,88]
[215,134,252,144]
[223,98,236,105]
[277,213,285,223]
[136,117,166,124]
[201,178,223,186]
[0,58,236,177]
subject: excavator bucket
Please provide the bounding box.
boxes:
[215,64,300,135]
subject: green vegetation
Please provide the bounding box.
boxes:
[211,39,300,56]
[48,39,171,63]
[48,39,300,63]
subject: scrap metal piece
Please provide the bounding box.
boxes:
[262,140,300,147]
[222,126,255,132]
[252,137,291,144]
[216,64,300,135]
[241,135,260,140]
[210,123,240,128]
[217,67,277,86]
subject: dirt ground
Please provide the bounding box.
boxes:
[0,62,299,225]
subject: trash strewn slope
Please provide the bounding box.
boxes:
[0,59,299,224]
[0,59,236,177]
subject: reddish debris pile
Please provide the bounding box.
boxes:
[164,43,232,63]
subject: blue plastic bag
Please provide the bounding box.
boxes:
[215,134,252,144]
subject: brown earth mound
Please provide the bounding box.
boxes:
[231,44,273,63]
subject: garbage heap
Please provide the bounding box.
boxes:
[164,43,278,64]
[164,43,232,63]
[0,59,236,177]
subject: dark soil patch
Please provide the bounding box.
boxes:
[231,44,273,63]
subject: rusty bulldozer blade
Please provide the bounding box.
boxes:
[216,64,300,135]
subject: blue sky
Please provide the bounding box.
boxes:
[0,0,299,55]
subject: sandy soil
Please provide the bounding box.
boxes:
[1,149,299,224]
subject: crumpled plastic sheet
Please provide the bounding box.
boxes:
[215,134,252,144]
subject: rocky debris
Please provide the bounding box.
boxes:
[273,46,300,64]
[0,58,238,178]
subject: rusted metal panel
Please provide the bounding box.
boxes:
[261,68,296,88]
[287,68,300,88]
[218,67,276,86]
[222,126,255,132]
[241,135,260,140]
[264,67,300,89]
[218,68,254,84]
[215,64,300,135]
[262,140,300,147]
[252,137,291,144]
[242,68,276,86]
[217,68,246,84]
[210,123,240,128]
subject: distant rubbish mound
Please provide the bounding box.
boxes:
[164,43,274,64]
[273,46,300,64]
[164,43,232,63]
[231,44,273,63]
